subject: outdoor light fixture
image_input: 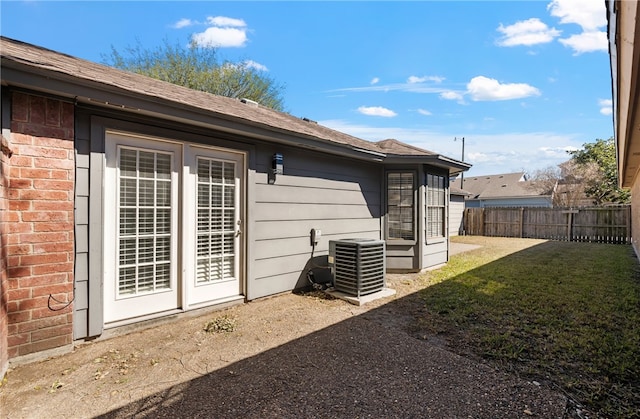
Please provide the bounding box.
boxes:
[272,153,283,175]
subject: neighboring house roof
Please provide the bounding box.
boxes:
[450,172,551,200]
[0,36,470,174]
[449,186,471,196]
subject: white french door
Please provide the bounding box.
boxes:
[184,146,243,307]
[104,132,244,325]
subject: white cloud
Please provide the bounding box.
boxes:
[467,76,541,101]
[547,0,606,31]
[440,91,465,102]
[192,27,247,48]
[494,1,606,55]
[559,30,607,54]
[319,119,439,144]
[539,145,579,158]
[496,18,560,47]
[450,135,579,174]
[467,151,507,164]
[192,16,249,48]
[330,83,448,95]
[407,75,445,84]
[244,60,268,71]
[408,76,427,84]
[319,119,584,175]
[221,60,268,72]
[547,0,607,55]
[599,99,613,115]
[357,106,397,117]
[172,18,194,29]
[206,16,247,28]
[417,109,432,116]
[332,77,538,104]
[370,77,380,85]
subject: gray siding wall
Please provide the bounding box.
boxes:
[74,111,107,339]
[248,145,382,299]
[73,108,383,337]
[422,240,448,268]
[449,194,465,236]
[74,110,257,338]
[465,200,481,208]
[386,245,417,271]
[73,114,90,339]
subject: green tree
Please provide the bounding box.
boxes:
[103,39,286,111]
[569,137,630,205]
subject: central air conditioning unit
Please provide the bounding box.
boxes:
[328,238,386,298]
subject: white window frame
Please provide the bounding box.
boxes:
[386,171,416,243]
[426,173,447,241]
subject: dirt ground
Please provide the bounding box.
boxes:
[1,243,567,418]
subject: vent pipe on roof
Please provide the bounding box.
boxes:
[240,98,259,107]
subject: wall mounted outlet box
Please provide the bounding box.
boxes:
[310,228,321,245]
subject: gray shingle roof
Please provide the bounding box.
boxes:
[451,172,550,199]
[1,36,467,171]
[376,139,436,156]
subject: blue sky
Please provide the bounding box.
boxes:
[1,0,613,176]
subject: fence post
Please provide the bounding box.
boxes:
[560,209,578,241]
[463,208,468,235]
[519,207,524,238]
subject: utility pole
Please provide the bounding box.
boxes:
[455,137,465,189]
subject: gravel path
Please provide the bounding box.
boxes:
[1,248,567,418]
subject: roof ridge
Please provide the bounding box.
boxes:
[375,138,436,156]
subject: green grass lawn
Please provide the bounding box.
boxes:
[416,236,640,418]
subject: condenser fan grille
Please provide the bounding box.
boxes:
[330,239,386,298]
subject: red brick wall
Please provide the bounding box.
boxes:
[6,92,75,359]
[1,133,10,375]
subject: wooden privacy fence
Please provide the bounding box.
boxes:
[463,205,632,244]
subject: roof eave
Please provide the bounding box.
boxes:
[1,46,470,167]
[607,0,640,188]
[383,154,471,174]
[1,58,389,163]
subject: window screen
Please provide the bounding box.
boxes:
[117,148,172,296]
[426,173,446,239]
[387,172,414,240]
[196,158,236,284]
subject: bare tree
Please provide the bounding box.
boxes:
[529,163,594,208]
[555,160,597,207]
